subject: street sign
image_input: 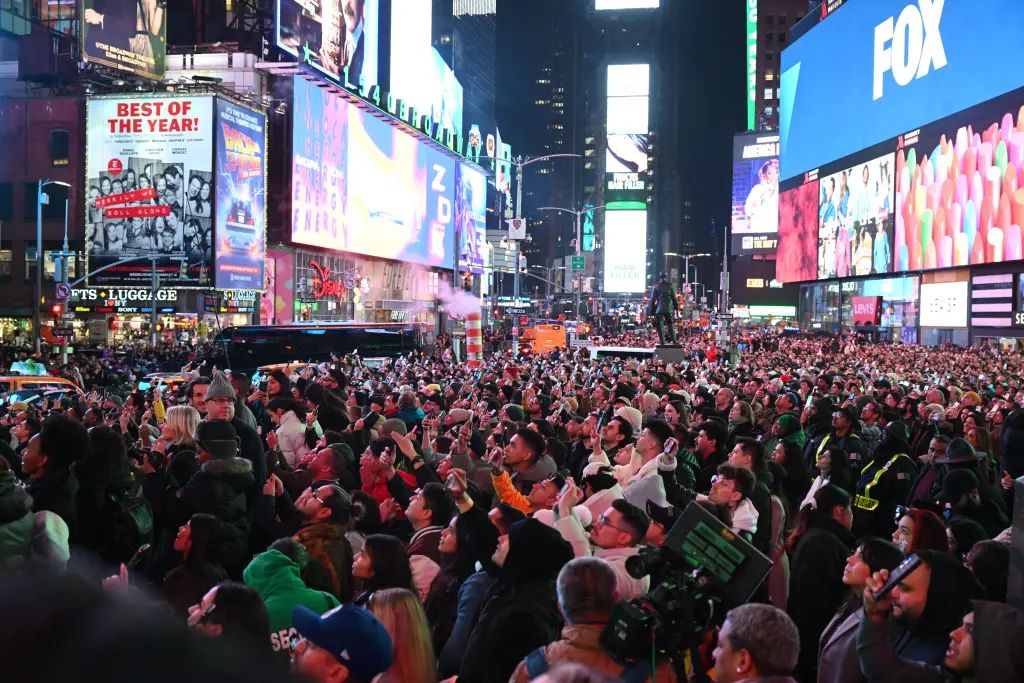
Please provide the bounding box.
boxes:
[51,327,74,337]
[717,313,734,321]
[61,312,76,321]
[571,256,585,270]
[55,282,71,299]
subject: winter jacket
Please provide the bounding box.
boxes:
[459,518,574,683]
[817,599,877,683]
[243,548,340,656]
[143,456,255,578]
[509,624,678,683]
[787,517,856,683]
[292,521,354,602]
[0,470,33,567]
[438,570,495,678]
[162,561,229,618]
[274,411,309,467]
[27,467,79,542]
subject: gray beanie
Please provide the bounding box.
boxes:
[205,370,235,401]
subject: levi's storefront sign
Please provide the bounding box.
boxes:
[852,295,883,326]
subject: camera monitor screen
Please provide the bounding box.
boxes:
[664,501,772,607]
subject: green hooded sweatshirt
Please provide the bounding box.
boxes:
[243,548,340,654]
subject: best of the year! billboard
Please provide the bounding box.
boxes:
[214,100,267,291]
[85,96,214,287]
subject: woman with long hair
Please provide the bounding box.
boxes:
[817,537,904,683]
[424,498,499,654]
[786,484,856,682]
[76,425,137,560]
[771,439,811,517]
[663,400,690,429]
[891,506,947,554]
[266,397,309,467]
[163,513,230,618]
[351,534,414,605]
[369,588,437,683]
[801,444,854,509]
[304,382,350,433]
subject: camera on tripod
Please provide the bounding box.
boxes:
[600,501,772,672]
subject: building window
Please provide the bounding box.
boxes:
[765,51,775,63]
[764,88,774,100]
[0,241,11,279]
[765,14,774,26]
[0,183,12,221]
[50,129,70,167]
[778,32,786,43]
[765,71,775,82]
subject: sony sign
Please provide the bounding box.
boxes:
[872,0,947,101]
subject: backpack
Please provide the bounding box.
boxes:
[102,489,154,565]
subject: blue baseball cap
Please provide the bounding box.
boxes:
[292,604,393,679]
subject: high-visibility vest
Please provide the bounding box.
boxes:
[853,452,911,511]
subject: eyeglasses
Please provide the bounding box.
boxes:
[596,513,631,535]
[311,488,329,506]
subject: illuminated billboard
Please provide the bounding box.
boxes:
[596,0,658,8]
[457,163,487,275]
[603,210,647,293]
[731,132,779,254]
[920,280,969,328]
[894,85,1024,272]
[81,0,166,80]
[291,77,455,268]
[606,64,649,204]
[817,152,895,279]
[214,100,266,291]
[390,0,464,135]
[276,0,380,88]
[85,96,214,287]
[780,0,1024,181]
[776,177,819,283]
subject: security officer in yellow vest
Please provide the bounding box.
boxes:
[851,420,917,538]
[805,402,869,478]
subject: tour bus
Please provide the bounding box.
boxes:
[211,322,428,373]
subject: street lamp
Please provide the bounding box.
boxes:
[663,252,711,290]
[537,205,607,320]
[35,178,70,353]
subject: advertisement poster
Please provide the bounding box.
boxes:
[457,163,486,275]
[776,178,819,283]
[731,133,779,254]
[602,210,647,293]
[817,152,895,279]
[276,0,379,87]
[291,77,455,268]
[85,96,214,287]
[214,100,266,290]
[81,0,166,80]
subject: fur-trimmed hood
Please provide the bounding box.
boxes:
[200,456,253,477]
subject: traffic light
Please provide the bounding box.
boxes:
[51,303,63,318]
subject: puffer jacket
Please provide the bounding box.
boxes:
[274,411,310,467]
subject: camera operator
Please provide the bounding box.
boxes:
[712,603,800,683]
[553,480,651,600]
[510,557,677,683]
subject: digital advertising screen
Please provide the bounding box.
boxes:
[729,257,799,307]
[390,0,464,135]
[776,177,819,283]
[85,96,214,287]
[817,151,895,279]
[606,64,649,204]
[457,163,487,275]
[214,100,266,291]
[81,0,166,80]
[276,0,380,88]
[780,0,1024,182]
[731,133,779,254]
[919,279,969,328]
[291,77,455,268]
[603,210,647,293]
[969,272,1015,328]
[893,85,1024,273]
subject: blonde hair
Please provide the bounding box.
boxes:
[369,588,437,683]
[164,405,201,446]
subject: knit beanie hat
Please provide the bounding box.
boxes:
[205,370,235,401]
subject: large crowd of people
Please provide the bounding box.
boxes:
[1,329,1022,683]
